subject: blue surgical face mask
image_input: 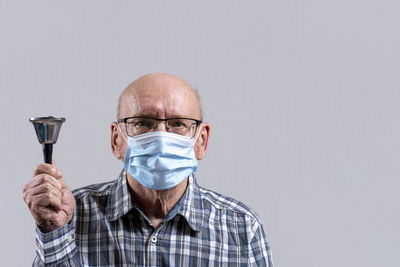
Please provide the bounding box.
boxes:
[118,125,202,190]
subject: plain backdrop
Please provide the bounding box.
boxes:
[1,1,399,266]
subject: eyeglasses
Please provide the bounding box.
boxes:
[117,117,202,138]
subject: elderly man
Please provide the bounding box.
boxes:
[23,73,273,266]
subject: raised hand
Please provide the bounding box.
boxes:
[23,162,76,233]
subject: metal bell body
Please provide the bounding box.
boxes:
[29,116,65,145]
[29,116,65,164]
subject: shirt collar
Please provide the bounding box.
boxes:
[105,171,204,232]
[105,170,134,222]
[177,174,204,232]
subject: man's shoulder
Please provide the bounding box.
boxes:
[71,179,116,201]
[198,185,262,224]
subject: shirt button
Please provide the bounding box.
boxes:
[151,235,157,243]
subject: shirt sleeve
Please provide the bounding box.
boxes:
[248,221,274,267]
[33,217,82,267]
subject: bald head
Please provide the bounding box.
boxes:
[117,73,202,121]
[111,73,210,162]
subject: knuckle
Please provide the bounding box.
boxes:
[27,199,32,208]
[38,174,50,184]
[36,174,45,184]
[55,182,62,191]
[49,166,56,175]
[34,164,42,174]
[44,183,51,191]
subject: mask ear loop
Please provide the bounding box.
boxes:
[193,123,203,143]
[116,122,128,143]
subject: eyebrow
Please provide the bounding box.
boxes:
[123,116,201,121]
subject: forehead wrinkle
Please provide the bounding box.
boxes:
[136,88,192,119]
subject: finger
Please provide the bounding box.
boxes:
[59,180,75,203]
[28,174,62,192]
[34,163,63,179]
[25,183,62,201]
[25,190,62,211]
[52,160,64,178]
[59,179,71,191]
[23,184,61,206]
[30,192,62,211]
[22,183,28,194]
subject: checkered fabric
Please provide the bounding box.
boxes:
[34,171,273,266]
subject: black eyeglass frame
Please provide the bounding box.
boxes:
[117,116,203,137]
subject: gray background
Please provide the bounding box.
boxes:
[1,0,399,266]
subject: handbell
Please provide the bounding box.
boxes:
[29,116,65,164]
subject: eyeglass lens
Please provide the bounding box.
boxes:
[125,118,198,137]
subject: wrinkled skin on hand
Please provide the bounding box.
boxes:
[23,162,76,233]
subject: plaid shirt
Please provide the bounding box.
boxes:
[34,171,273,266]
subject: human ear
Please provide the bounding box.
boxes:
[110,122,127,161]
[194,123,210,160]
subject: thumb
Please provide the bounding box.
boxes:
[52,159,64,179]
